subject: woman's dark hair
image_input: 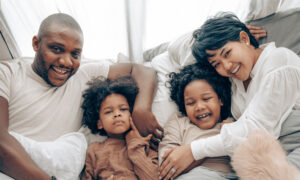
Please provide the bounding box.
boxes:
[168,62,231,121]
[81,76,138,135]
[192,12,259,64]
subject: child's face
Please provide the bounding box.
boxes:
[206,32,259,81]
[98,93,131,138]
[184,80,223,130]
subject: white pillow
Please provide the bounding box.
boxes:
[278,0,300,12]
[2,132,87,180]
[150,52,178,127]
[240,0,281,21]
[167,32,196,67]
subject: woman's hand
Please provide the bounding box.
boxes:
[246,25,267,41]
[159,144,194,180]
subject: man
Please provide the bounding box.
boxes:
[0,13,162,179]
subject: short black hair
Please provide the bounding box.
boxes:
[168,62,231,121]
[192,12,258,64]
[38,13,83,39]
[81,76,138,135]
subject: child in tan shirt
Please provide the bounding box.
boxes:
[81,76,158,180]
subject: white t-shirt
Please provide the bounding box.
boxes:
[0,58,109,141]
[191,42,300,160]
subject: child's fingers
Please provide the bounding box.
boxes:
[107,175,114,180]
[129,117,137,131]
[144,134,152,142]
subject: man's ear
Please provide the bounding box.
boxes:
[97,120,103,130]
[239,31,250,45]
[32,36,40,52]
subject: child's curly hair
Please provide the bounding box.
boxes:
[168,62,232,121]
[81,76,138,135]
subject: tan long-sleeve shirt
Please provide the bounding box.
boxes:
[81,137,158,180]
[159,113,233,174]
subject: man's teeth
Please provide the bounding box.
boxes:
[53,66,68,74]
[231,65,240,74]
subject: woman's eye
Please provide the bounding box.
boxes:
[203,97,212,101]
[225,50,231,58]
[214,63,220,68]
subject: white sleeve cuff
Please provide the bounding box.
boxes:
[191,134,227,160]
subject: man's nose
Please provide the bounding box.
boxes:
[59,54,73,68]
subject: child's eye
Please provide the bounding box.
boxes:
[120,108,129,111]
[104,111,112,114]
[185,102,194,106]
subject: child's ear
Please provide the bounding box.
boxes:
[239,31,250,45]
[97,120,103,130]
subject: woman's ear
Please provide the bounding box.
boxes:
[219,99,224,106]
[97,120,103,130]
[32,36,40,52]
[239,31,250,45]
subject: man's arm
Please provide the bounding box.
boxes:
[0,97,50,180]
[108,63,163,142]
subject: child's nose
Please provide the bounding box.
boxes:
[195,102,205,111]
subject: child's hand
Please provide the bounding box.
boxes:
[107,175,114,180]
[126,117,152,142]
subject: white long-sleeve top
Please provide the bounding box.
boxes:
[191,42,300,160]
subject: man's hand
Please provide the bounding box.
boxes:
[246,25,267,41]
[131,108,164,150]
[159,144,194,180]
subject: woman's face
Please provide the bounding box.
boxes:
[205,32,261,81]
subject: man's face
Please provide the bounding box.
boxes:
[32,24,83,87]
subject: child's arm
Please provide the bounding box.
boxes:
[81,145,96,180]
[125,118,159,180]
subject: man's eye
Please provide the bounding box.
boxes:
[51,46,62,53]
[72,52,80,59]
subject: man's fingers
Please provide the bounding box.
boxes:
[246,24,261,30]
